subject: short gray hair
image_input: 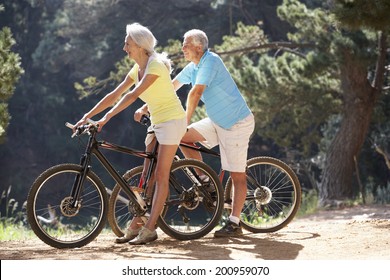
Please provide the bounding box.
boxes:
[184,29,208,51]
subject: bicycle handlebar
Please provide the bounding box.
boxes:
[140,115,151,126]
[65,119,98,138]
[65,115,150,139]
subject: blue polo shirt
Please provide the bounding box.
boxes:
[176,50,251,129]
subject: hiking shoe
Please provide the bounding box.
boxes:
[128,226,158,245]
[214,221,243,238]
[115,227,140,244]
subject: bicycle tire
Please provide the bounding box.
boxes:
[27,163,108,248]
[107,165,144,237]
[224,157,301,233]
[108,159,224,240]
[157,159,224,240]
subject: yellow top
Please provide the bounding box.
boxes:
[129,57,185,124]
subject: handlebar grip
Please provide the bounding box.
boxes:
[65,122,75,129]
[140,115,151,126]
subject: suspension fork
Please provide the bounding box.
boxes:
[69,132,96,208]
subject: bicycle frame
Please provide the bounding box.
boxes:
[179,141,262,195]
[72,126,159,217]
[179,141,226,183]
[140,114,227,184]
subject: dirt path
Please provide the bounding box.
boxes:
[1,204,389,260]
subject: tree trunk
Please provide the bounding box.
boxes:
[319,49,380,207]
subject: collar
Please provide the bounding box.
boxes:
[194,49,210,69]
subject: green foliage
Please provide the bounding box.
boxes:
[297,189,319,217]
[0,186,26,223]
[0,186,29,241]
[331,0,390,31]
[0,22,24,143]
[216,22,268,53]
[214,18,340,155]
[160,39,187,70]
[0,222,35,241]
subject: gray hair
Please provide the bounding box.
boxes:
[126,23,172,73]
[183,29,209,51]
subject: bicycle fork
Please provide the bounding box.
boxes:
[68,142,94,210]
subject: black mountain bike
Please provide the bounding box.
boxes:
[109,116,302,237]
[26,120,223,248]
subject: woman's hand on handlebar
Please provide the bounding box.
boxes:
[134,105,149,123]
[74,116,89,133]
[95,117,108,132]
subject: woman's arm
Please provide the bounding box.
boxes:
[96,74,158,130]
[75,73,134,127]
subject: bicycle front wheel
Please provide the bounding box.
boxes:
[157,159,224,240]
[225,157,301,233]
[27,164,108,248]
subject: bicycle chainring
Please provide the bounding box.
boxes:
[128,200,147,217]
[180,189,200,210]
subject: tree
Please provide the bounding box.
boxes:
[214,21,340,156]
[261,0,389,206]
[215,0,389,206]
[0,5,24,144]
[318,0,389,206]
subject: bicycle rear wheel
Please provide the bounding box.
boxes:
[107,166,144,237]
[157,159,224,240]
[225,157,301,233]
[27,164,108,248]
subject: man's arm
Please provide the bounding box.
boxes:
[172,78,183,91]
[185,84,206,125]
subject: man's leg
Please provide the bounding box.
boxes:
[213,171,246,238]
[229,171,247,220]
[214,115,254,237]
[179,127,206,161]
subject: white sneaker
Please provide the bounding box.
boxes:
[128,226,158,245]
[115,227,140,244]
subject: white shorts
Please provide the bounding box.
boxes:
[189,114,255,172]
[145,118,187,146]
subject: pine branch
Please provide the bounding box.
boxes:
[214,41,314,56]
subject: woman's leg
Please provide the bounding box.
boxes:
[128,144,178,244]
[128,138,156,231]
[144,144,178,231]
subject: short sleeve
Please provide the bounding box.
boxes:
[196,56,218,86]
[129,64,138,81]
[176,64,193,85]
[146,60,164,77]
